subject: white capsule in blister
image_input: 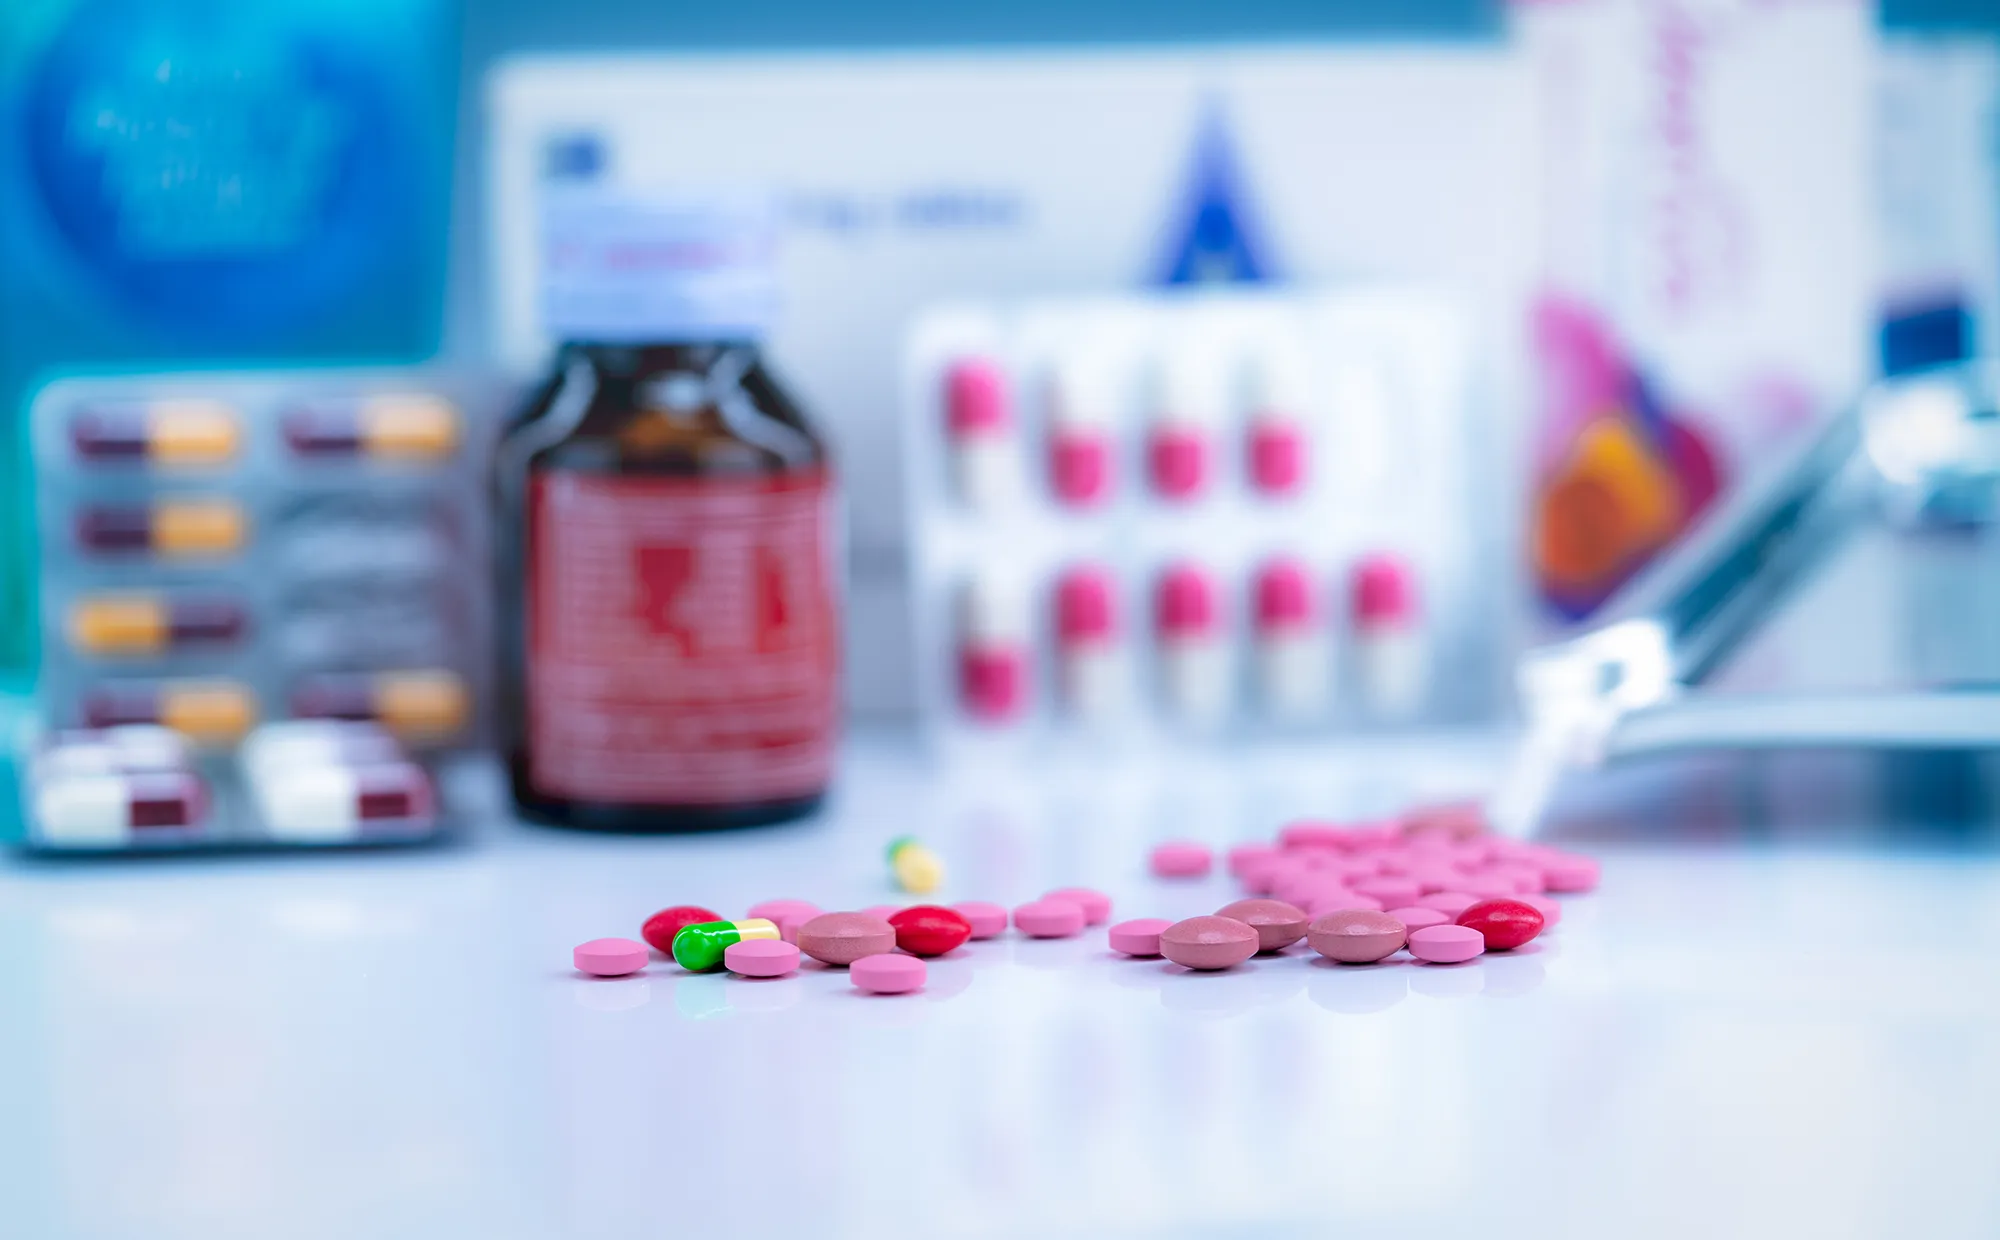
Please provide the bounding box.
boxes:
[1145,354,1218,502]
[1155,562,1229,725]
[34,771,206,846]
[1046,355,1115,507]
[254,762,434,842]
[944,358,1020,509]
[241,719,400,784]
[1253,558,1327,720]
[1256,630,1329,721]
[1055,565,1123,720]
[1351,553,1427,720]
[957,572,1031,722]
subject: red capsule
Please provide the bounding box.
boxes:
[642,905,723,955]
[887,904,973,957]
[1456,897,1545,951]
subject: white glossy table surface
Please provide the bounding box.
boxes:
[4,735,1998,1240]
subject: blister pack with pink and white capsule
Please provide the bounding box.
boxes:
[902,287,1509,753]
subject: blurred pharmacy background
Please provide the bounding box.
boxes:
[4,0,2000,830]
[12,6,2000,1238]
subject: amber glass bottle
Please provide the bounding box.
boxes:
[497,190,838,830]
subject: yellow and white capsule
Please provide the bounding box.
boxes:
[887,836,944,895]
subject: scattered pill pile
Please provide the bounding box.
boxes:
[568,809,1600,997]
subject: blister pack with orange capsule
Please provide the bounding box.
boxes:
[10,369,509,851]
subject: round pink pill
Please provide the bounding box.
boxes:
[1150,841,1214,879]
[1408,924,1485,964]
[1419,890,1482,917]
[796,912,898,966]
[1310,892,1383,916]
[1353,876,1422,907]
[1278,822,1347,850]
[1014,899,1087,937]
[860,904,901,920]
[952,900,1009,939]
[1522,894,1563,928]
[1307,910,1407,964]
[724,938,801,978]
[850,953,926,994]
[1387,906,1451,934]
[1159,915,1259,971]
[1215,898,1309,953]
[1541,856,1601,893]
[1108,917,1174,957]
[1043,887,1112,925]
[747,898,820,925]
[573,937,648,977]
[1227,843,1278,876]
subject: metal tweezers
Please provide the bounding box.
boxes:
[1491,360,2000,835]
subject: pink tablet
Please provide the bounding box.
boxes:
[952,901,1009,939]
[1541,856,1601,893]
[1407,924,1485,964]
[1108,917,1174,957]
[1214,898,1309,953]
[1150,842,1214,879]
[574,937,648,977]
[1159,916,1259,970]
[851,953,926,994]
[747,898,820,925]
[1013,899,1087,938]
[1418,890,1482,918]
[1386,906,1450,934]
[724,938,802,978]
[1043,887,1112,925]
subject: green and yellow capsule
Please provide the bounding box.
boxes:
[886,836,944,895]
[671,918,780,972]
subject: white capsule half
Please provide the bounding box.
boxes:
[1354,627,1428,721]
[1257,629,1330,722]
[1159,639,1232,726]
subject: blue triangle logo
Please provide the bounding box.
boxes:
[1156,102,1276,286]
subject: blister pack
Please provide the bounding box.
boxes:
[902,288,1509,753]
[12,368,504,850]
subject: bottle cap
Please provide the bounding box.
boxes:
[1254,557,1316,629]
[1353,553,1419,625]
[1056,566,1118,643]
[538,184,780,343]
[1155,562,1219,637]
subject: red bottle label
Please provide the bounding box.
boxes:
[525,468,839,804]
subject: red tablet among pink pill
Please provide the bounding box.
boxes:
[724,939,801,978]
[952,901,1009,939]
[1407,924,1485,964]
[1108,918,1174,957]
[574,937,648,977]
[1013,899,1087,938]
[850,953,926,994]
[1150,841,1213,878]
